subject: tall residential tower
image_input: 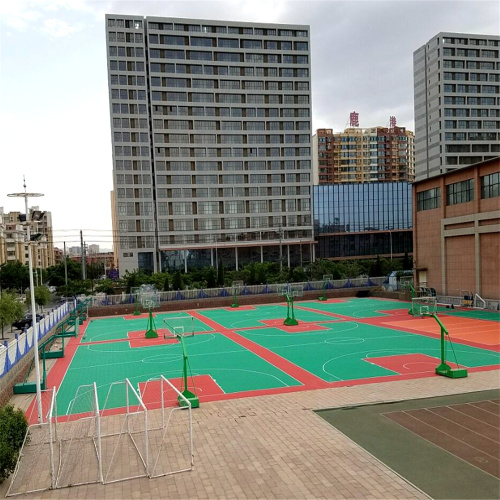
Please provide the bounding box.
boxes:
[106,15,314,274]
[413,32,499,181]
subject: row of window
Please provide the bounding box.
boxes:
[149,63,309,78]
[149,77,309,91]
[446,144,500,153]
[149,49,308,65]
[154,173,311,184]
[151,133,311,144]
[148,63,306,78]
[149,35,308,51]
[444,96,497,105]
[444,132,497,141]
[153,106,311,118]
[442,48,498,58]
[155,185,310,198]
[443,60,497,70]
[152,146,311,158]
[443,108,499,118]
[150,92,310,104]
[443,84,498,93]
[417,172,499,211]
[151,120,311,131]
[442,37,498,46]
[443,72,499,82]
[444,120,499,129]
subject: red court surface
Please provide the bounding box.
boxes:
[139,375,224,407]
[383,315,500,348]
[365,353,444,375]
[260,318,332,332]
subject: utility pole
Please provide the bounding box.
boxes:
[63,241,68,286]
[80,230,86,280]
[8,182,44,423]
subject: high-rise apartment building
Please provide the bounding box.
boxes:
[0,207,54,269]
[106,15,314,274]
[413,32,500,181]
[312,125,415,184]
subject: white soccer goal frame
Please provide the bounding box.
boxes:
[163,315,195,338]
[100,378,149,484]
[143,375,194,479]
[7,388,58,497]
[411,296,438,317]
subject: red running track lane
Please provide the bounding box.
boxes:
[187,309,329,390]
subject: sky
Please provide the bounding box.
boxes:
[0,0,498,251]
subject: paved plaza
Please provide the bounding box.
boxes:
[3,369,498,499]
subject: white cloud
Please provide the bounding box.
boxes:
[40,18,83,37]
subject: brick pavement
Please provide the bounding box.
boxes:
[3,369,498,499]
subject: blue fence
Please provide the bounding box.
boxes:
[0,302,70,379]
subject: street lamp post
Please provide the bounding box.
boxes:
[8,185,44,423]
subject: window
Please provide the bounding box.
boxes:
[417,188,441,211]
[481,172,499,199]
[446,179,474,205]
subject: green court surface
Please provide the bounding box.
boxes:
[198,303,339,329]
[436,306,500,321]
[57,332,301,414]
[82,312,213,343]
[236,323,500,382]
[52,298,499,415]
[300,298,411,318]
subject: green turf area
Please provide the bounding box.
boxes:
[57,333,301,414]
[237,323,500,382]
[82,312,213,343]
[299,298,411,318]
[198,303,339,329]
[317,390,500,500]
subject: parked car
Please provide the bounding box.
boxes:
[12,313,45,331]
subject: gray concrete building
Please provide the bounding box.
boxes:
[106,15,314,274]
[413,32,500,181]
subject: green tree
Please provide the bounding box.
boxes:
[26,286,51,312]
[0,292,25,340]
[163,275,170,291]
[0,404,29,482]
[0,262,30,293]
[94,279,116,295]
[172,270,183,290]
[217,260,225,287]
[45,259,82,287]
[206,267,217,289]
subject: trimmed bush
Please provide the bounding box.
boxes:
[0,404,28,483]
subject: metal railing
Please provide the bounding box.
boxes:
[0,302,69,379]
[83,276,387,307]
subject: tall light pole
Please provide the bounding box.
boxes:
[8,183,44,423]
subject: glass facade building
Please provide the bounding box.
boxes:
[313,183,413,259]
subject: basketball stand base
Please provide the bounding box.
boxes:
[145,329,158,339]
[435,363,468,378]
[179,389,199,408]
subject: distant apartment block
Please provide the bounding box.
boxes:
[106,15,314,274]
[312,124,415,184]
[0,207,54,269]
[413,32,500,181]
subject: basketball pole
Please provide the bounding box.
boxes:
[145,307,158,338]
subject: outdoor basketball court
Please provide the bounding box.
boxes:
[43,297,499,416]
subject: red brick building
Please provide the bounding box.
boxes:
[413,157,500,300]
